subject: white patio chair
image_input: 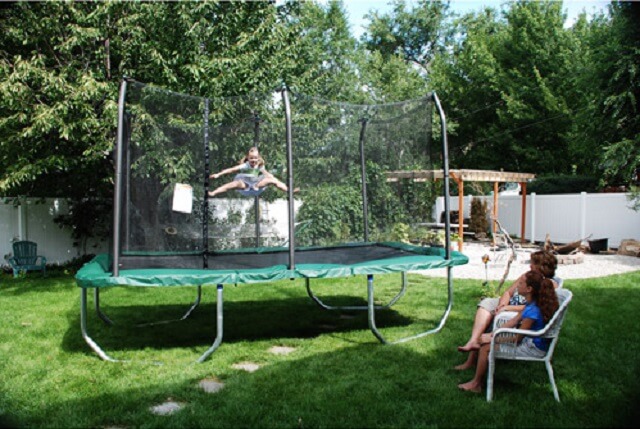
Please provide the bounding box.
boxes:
[486,288,573,402]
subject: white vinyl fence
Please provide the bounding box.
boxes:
[1,198,109,266]
[434,192,640,248]
[2,192,639,266]
[0,197,299,267]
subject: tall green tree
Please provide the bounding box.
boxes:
[574,1,639,196]
[362,0,453,75]
[428,1,584,175]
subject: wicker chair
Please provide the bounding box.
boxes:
[6,240,47,278]
[486,288,573,402]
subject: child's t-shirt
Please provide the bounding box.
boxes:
[521,302,549,351]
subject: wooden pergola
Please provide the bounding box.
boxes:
[385,169,536,251]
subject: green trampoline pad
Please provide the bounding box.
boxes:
[76,242,469,288]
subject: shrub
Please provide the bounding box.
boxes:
[469,198,488,234]
[527,175,598,194]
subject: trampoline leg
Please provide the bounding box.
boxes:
[136,285,203,327]
[367,268,455,345]
[81,288,118,362]
[197,284,224,363]
[306,272,407,311]
[367,274,388,344]
[180,285,202,320]
[95,288,114,325]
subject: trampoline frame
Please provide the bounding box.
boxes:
[78,80,458,362]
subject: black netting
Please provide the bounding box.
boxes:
[290,93,434,247]
[117,80,439,268]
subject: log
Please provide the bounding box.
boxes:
[556,239,585,255]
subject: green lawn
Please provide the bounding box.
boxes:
[1,268,638,428]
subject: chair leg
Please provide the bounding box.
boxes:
[545,360,560,402]
[486,356,495,402]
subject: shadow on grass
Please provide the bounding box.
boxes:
[20,342,480,428]
[19,335,634,428]
[4,274,640,427]
[60,292,426,355]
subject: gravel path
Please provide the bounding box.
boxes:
[415,242,640,280]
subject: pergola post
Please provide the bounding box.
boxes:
[450,171,464,251]
[492,181,499,246]
[520,181,527,244]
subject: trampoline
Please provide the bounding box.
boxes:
[77,79,468,362]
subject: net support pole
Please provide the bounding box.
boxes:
[358,119,370,242]
[253,113,261,247]
[282,87,295,270]
[203,98,210,267]
[112,78,128,277]
[432,92,451,260]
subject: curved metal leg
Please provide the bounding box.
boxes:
[81,288,118,362]
[306,272,407,311]
[197,284,224,363]
[95,288,114,325]
[95,285,203,328]
[368,267,454,345]
[136,285,203,327]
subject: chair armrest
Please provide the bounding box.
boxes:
[493,311,519,330]
[493,326,545,338]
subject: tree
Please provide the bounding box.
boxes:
[427,1,586,176]
[362,0,453,75]
[575,2,640,199]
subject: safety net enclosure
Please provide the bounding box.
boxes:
[76,78,468,362]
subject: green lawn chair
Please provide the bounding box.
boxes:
[7,240,47,277]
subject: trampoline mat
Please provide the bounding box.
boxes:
[119,243,437,270]
[76,242,469,288]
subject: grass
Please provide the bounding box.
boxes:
[1,268,639,428]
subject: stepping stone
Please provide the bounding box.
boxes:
[268,346,296,355]
[199,378,224,393]
[149,400,184,416]
[232,362,261,372]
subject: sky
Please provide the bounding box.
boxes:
[335,0,611,38]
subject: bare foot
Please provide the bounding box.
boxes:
[457,342,480,352]
[293,187,300,193]
[453,362,475,371]
[458,381,482,393]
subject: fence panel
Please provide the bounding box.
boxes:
[3,193,640,265]
[434,192,640,248]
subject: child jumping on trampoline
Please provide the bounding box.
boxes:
[208,147,298,197]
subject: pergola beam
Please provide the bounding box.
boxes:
[386,169,536,250]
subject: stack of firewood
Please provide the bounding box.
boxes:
[543,234,589,255]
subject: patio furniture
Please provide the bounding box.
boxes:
[7,240,47,277]
[487,288,573,402]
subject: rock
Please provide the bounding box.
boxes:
[618,239,640,257]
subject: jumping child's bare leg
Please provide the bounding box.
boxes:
[256,177,299,193]
[208,180,246,197]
